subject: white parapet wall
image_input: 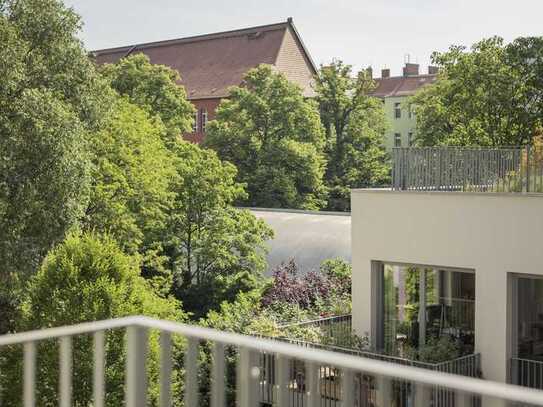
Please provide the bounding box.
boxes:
[351,189,543,384]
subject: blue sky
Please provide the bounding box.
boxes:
[65,0,543,76]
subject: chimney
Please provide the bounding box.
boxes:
[366,66,373,79]
[403,63,419,77]
[428,65,439,75]
[381,68,390,78]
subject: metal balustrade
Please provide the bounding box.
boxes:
[1,316,543,406]
[392,146,543,193]
[279,314,353,347]
[511,358,543,390]
[260,337,482,407]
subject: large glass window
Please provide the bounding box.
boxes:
[381,264,475,357]
[515,277,543,360]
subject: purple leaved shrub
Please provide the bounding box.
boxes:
[261,259,350,315]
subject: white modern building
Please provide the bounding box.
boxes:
[352,146,543,405]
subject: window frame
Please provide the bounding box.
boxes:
[201,108,208,133]
[394,102,401,119]
[394,133,402,147]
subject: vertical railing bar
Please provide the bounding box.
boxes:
[126,326,148,407]
[59,336,72,407]
[159,331,172,407]
[93,331,105,407]
[237,347,259,407]
[342,369,355,407]
[23,341,36,407]
[184,337,199,407]
[276,354,290,407]
[211,342,225,407]
[306,361,319,407]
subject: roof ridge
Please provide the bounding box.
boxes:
[92,20,290,55]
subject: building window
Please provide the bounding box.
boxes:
[408,132,413,146]
[192,111,198,133]
[394,133,402,147]
[200,108,208,133]
[394,102,401,119]
[378,263,475,356]
[408,106,413,119]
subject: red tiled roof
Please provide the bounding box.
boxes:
[370,74,437,98]
[92,20,317,100]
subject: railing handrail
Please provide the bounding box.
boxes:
[2,316,543,405]
[273,335,479,370]
[512,356,543,364]
[277,314,351,329]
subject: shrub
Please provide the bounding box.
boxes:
[0,233,186,406]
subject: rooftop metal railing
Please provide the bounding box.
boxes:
[1,316,543,407]
[392,146,543,193]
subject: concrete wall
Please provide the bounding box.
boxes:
[351,189,543,383]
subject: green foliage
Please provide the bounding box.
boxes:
[407,336,461,364]
[315,60,390,211]
[163,141,273,318]
[410,36,543,147]
[0,0,111,331]
[99,55,272,317]
[100,53,195,144]
[84,98,177,257]
[205,64,327,210]
[261,258,352,318]
[0,233,186,406]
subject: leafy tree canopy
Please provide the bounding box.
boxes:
[100,53,195,144]
[205,64,327,210]
[0,0,110,330]
[84,97,177,258]
[315,60,390,211]
[163,141,274,318]
[96,54,274,318]
[410,36,543,146]
[1,232,185,406]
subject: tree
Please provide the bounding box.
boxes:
[163,141,273,318]
[0,0,110,331]
[410,36,543,147]
[205,64,327,210]
[84,97,177,257]
[100,53,195,145]
[98,55,273,318]
[315,60,390,211]
[0,233,186,406]
[506,37,543,129]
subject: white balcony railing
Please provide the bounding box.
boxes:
[1,316,543,406]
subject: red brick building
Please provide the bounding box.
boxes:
[93,18,317,143]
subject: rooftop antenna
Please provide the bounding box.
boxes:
[404,53,411,64]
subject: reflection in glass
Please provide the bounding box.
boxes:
[382,264,475,357]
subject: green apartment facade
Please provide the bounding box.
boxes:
[371,63,437,150]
